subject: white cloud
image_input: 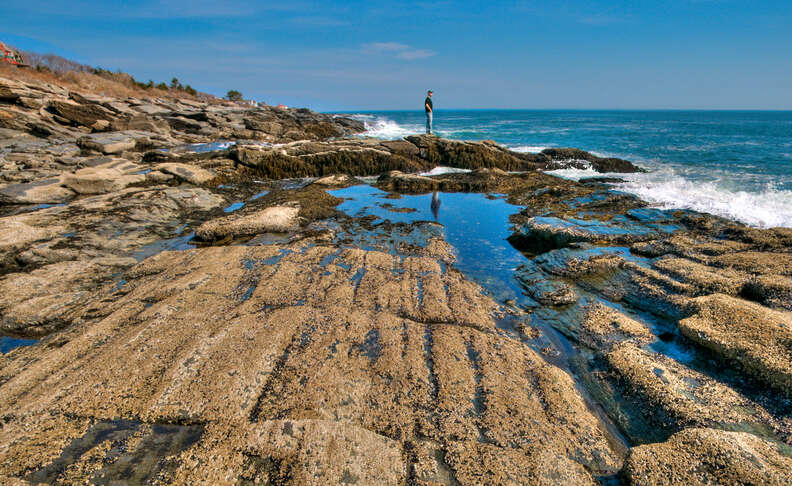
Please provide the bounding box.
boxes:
[361,42,436,60]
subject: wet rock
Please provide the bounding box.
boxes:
[377,171,439,192]
[195,205,300,241]
[404,135,548,171]
[516,265,578,305]
[540,148,643,173]
[0,218,61,273]
[652,257,748,296]
[679,294,792,397]
[741,274,792,311]
[231,137,642,181]
[579,176,626,184]
[231,141,423,179]
[624,428,792,485]
[510,215,671,252]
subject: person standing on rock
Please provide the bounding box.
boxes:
[425,90,433,134]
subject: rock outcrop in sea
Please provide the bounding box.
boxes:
[1,75,791,485]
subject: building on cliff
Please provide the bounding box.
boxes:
[0,41,26,66]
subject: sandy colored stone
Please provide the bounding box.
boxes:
[743,274,792,311]
[652,256,748,295]
[712,251,792,275]
[0,257,134,337]
[311,173,357,187]
[679,294,792,396]
[0,217,58,252]
[606,342,781,432]
[579,302,652,349]
[62,167,145,194]
[624,428,792,486]
[0,178,75,204]
[241,419,405,485]
[77,131,139,154]
[0,243,620,484]
[156,162,217,185]
[195,205,300,240]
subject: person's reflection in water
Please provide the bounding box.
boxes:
[431,191,440,220]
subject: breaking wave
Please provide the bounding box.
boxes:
[546,166,792,228]
[349,115,421,139]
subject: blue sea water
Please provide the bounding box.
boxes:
[343,110,792,228]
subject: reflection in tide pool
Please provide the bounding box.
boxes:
[330,185,529,304]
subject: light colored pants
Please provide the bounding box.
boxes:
[426,111,432,134]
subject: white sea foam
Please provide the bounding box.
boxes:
[616,172,792,229]
[420,166,472,176]
[545,166,792,228]
[357,116,421,139]
[510,145,552,153]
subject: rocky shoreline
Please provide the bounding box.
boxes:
[1,75,791,485]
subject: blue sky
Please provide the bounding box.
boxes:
[3,1,791,111]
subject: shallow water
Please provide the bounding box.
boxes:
[345,110,792,228]
[330,186,531,305]
[0,336,37,354]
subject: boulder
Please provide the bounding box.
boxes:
[311,174,358,187]
[77,132,142,154]
[50,101,115,127]
[155,163,217,185]
[62,167,145,195]
[541,147,644,173]
[0,78,30,103]
[164,116,203,133]
[195,205,300,240]
[133,104,170,115]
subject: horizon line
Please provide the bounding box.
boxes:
[322,108,792,113]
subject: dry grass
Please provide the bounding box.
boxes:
[0,62,219,103]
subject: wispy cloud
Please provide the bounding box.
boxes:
[361,42,436,60]
[396,49,435,60]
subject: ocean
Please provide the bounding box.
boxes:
[342,110,792,228]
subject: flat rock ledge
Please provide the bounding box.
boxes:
[0,243,620,485]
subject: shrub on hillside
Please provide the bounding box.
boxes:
[226,90,243,101]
